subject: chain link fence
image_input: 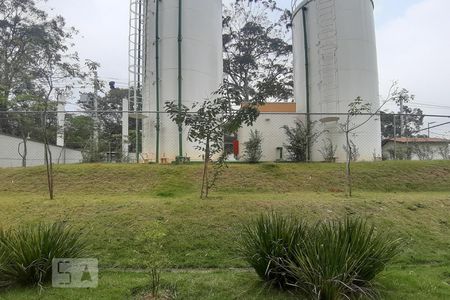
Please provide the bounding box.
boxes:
[0,111,449,168]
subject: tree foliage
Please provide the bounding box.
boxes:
[74,84,129,162]
[381,88,424,138]
[222,0,293,105]
[166,90,260,198]
[0,0,80,133]
[0,0,89,199]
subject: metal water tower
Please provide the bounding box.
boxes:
[128,0,223,163]
[292,0,381,161]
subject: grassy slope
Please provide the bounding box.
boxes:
[0,161,449,299]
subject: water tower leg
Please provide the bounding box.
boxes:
[122,98,130,162]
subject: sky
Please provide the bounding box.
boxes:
[41,0,450,137]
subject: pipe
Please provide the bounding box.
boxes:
[177,0,183,158]
[302,6,311,161]
[155,0,161,163]
[136,0,143,163]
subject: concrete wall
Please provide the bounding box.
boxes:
[0,134,83,168]
[382,142,450,161]
[238,114,299,162]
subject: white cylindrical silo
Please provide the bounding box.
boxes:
[142,0,223,162]
[293,0,381,162]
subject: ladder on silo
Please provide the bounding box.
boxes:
[128,0,146,163]
[316,0,339,112]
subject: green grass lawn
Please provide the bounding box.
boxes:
[0,161,449,299]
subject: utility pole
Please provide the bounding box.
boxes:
[428,122,436,138]
[393,113,397,160]
[399,98,405,137]
[93,70,100,154]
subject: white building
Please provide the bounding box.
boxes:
[382,138,450,161]
[0,134,83,168]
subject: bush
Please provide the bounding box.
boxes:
[241,214,401,298]
[241,212,308,289]
[319,139,337,162]
[282,120,321,162]
[0,223,86,289]
[243,130,263,163]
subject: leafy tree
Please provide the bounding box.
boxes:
[0,0,77,133]
[166,90,260,198]
[222,0,293,106]
[381,88,424,138]
[282,120,320,162]
[1,0,87,199]
[77,81,129,162]
[243,130,263,163]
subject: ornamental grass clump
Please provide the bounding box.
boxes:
[241,214,401,299]
[240,212,308,289]
[0,223,86,289]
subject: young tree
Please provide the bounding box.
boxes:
[243,130,263,163]
[9,91,57,167]
[340,98,371,197]
[342,140,360,162]
[282,120,320,162]
[166,91,260,199]
[222,0,293,106]
[340,83,397,196]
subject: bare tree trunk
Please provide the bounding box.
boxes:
[44,142,54,200]
[42,89,54,200]
[18,136,28,168]
[201,136,210,199]
[345,129,352,197]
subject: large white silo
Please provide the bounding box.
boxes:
[142,0,223,162]
[292,0,381,162]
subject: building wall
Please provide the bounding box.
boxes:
[0,134,83,168]
[238,114,298,162]
[382,142,450,160]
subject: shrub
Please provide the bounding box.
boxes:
[243,130,263,163]
[240,212,308,289]
[241,214,401,298]
[319,139,337,162]
[286,218,401,299]
[282,120,321,162]
[0,223,86,289]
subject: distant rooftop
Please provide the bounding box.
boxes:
[384,137,450,144]
[258,102,296,113]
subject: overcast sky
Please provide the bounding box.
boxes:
[41,0,450,137]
